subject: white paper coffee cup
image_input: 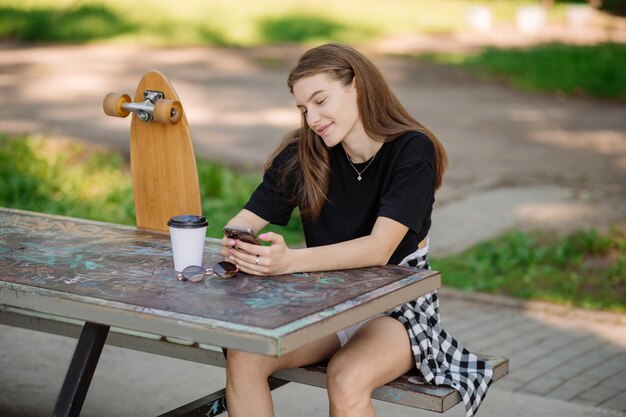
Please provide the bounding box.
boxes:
[167,215,209,272]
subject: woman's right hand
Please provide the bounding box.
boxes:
[225,232,293,276]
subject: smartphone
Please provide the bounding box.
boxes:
[223,225,261,245]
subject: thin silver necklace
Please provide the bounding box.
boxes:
[345,148,378,181]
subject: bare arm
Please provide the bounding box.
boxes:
[228,216,408,275]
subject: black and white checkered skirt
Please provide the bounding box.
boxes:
[389,240,493,417]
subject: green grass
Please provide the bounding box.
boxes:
[419,43,626,100]
[0,3,138,43]
[0,133,303,244]
[0,134,136,225]
[0,0,565,46]
[431,229,626,312]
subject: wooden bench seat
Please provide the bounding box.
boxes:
[157,357,508,417]
[0,306,509,416]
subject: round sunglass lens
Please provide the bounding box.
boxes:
[181,265,207,282]
[214,261,238,279]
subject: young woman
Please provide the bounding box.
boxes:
[221,43,492,417]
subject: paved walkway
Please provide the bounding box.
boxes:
[0,39,625,416]
[440,289,626,412]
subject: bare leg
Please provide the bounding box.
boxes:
[226,332,341,417]
[326,316,414,417]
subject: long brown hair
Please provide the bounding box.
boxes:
[268,43,447,221]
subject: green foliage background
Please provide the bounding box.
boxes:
[0,0,593,46]
[419,43,626,100]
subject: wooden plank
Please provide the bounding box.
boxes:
[273,357,508,412]
[0,209,440,355]
[276,271,441,354]
[0,306,226,366]
[0,281,279,354]
[0,208,436,329]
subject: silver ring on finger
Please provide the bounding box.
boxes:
[255,255,259,265]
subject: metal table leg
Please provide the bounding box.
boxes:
[52,321,110,417]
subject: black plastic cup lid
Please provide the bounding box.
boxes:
[167,215,209,229]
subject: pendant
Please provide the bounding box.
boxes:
[357,175,362,181]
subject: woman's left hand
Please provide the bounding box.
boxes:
[227,232,292,276]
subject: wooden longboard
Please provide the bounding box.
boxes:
[103,70,202,232]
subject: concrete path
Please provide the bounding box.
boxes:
[0,41,625,416]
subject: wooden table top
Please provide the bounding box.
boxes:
[0,208,440,355]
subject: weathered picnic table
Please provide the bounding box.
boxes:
[0,208,510,417]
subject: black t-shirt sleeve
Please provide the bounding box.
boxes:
[378,133,436,233]
[243,145,299,226]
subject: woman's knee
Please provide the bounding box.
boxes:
[226,349,275,381]
[326,354,371,410]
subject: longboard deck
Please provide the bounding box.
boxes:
[129,70,201,232]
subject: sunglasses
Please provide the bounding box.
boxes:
[176,261,239,282]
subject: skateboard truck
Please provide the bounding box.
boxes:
[126,90,165,122]
[103,89,183,124]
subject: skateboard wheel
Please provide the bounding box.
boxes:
[154,99,182,125]
[103,93,131,118]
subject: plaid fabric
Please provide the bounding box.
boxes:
[389,241,493,417]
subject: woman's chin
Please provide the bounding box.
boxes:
[321,135,342,148]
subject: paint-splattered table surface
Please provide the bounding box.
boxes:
[0,208,441,355]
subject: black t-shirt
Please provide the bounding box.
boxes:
[243,131,436,265]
